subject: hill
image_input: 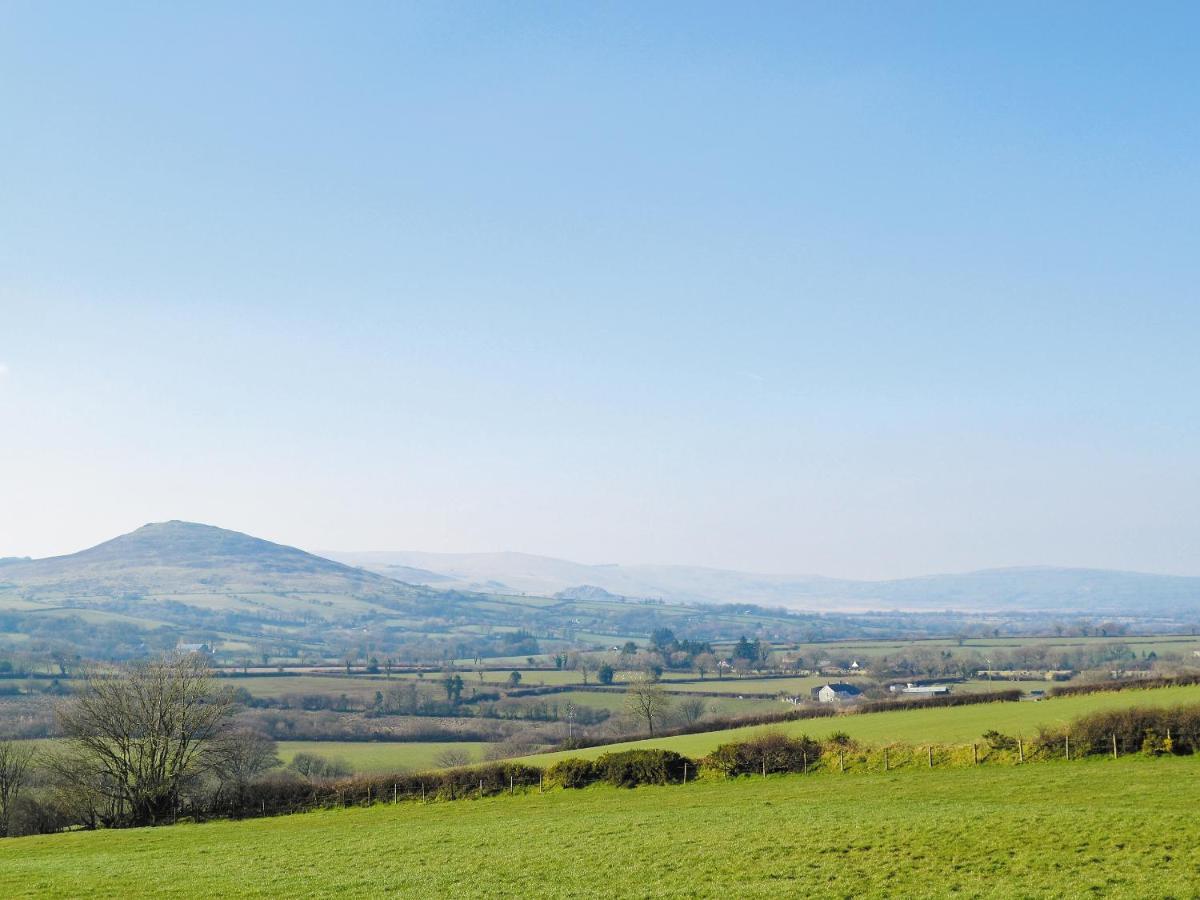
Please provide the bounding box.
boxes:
[3,757,1196,896]
[328,550,1200,614]
[0,521,423,605]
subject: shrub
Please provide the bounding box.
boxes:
[547,758,597,789]
[288,752,352,780]
[703,732,821,776]
[982,730,1018,752]
[594,749,692,787]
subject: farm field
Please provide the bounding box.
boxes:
[276,741,490,773]
[3,756,1198,897]
[538,689,781,718]
[517,683,1200,767]
[656,675,853,695]
[784,633,1200,663]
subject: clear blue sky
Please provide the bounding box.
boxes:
[1,2,1197,578]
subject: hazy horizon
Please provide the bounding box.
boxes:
[3,3,1198,579]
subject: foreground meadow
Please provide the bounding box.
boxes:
[2,756,1197,898]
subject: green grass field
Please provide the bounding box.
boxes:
[518,683,1200,766]
[3,756,1198,897]
[276,741,490,772]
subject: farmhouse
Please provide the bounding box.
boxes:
[176,642,213,656]
[812,683,862,703]
[889,682,951,696]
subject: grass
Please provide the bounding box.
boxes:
[3,756,1199,897]
[517,683,1200,766]
[276,741,489,773]
[657,675,855,695]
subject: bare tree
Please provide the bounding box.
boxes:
[624,673,671,736]
[677,697,707,725]
[215,729,280,807]
[435,748,471,769]
[0,740,35,837]
[54,653,235,827]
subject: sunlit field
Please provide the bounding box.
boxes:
[3,756,1198,898]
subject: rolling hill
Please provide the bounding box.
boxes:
[329,550,1200,614]
[0,520,429,610]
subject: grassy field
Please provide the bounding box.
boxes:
[540,689,781,717]
[657,675,852,695]
[3,756,1198,897]
[276,741,490,773]
[518,683,1200,767]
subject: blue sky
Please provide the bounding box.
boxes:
[1,2,1197,577]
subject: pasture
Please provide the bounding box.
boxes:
[2,756,1198,897]
[517,682,1200,766]
[275,741,489,773]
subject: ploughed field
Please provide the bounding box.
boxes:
[2,756,1197,898]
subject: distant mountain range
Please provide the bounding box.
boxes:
[328,549,1200,615]
[2,521,1197,618]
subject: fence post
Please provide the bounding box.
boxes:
[803,751,808,774]
[393,783,398,804]
[882,748,887,772]
[839,750,844,773]
[1112,734,1118,760]
[479,779,483,798]
[1018,738,1024,764]
[421,783,425,803]
[972,743,978,765]
[927,746,933,769]
[683,763,688,784]
[510,775,514,795]
[1065,735,1070,761]
[367,785,371,805]
[762,758,767,777]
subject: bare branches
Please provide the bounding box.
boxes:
[624,673,671,736]
[54,653,235,826]
[0,740,35,837]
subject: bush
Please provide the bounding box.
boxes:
[594,749,692,787]
[982,730,1018,752]
[703,732,822,776]
[287,752,352,780]
[547,758,597,788]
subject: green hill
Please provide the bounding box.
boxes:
[2,756,1196,897]
[0,521,422,604]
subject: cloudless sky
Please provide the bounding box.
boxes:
[1,2,1197,578]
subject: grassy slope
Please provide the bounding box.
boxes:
[3,757,1198,898]
[276,740,490,772]
[519,683,1200,766]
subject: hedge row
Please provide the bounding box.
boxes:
[550,688,1021,754]
[1048,672,1200,699]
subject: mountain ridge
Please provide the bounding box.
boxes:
[327,549,1200,614]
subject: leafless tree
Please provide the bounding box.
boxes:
[0,740,35,837]
[624,673,671,736]
[677,697,707,725]
[435,748,471,769]
[53,653,235,827]
[214,729,280,806]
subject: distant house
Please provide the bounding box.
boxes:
[896,683,950,696]
[177,642,213,656]
[813,683,862,703]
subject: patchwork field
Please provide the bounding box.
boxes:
[276,741,490,773]
[517,683,1200,767]
[3,756,1197,897]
